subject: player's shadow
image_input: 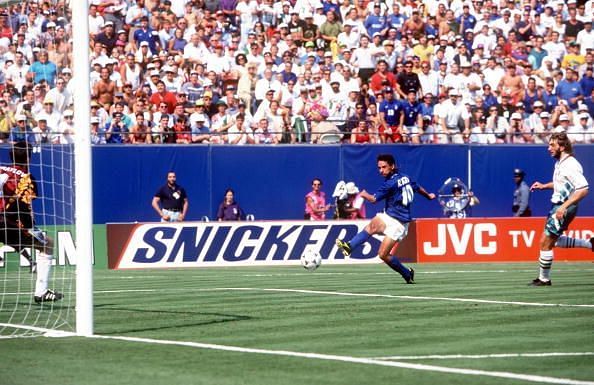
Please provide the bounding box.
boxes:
[94,304,253,335]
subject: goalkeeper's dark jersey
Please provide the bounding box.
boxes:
[0,164,37,229]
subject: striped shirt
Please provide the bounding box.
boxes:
[551,154,589,204]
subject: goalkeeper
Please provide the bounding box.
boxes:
[0,141,63,303]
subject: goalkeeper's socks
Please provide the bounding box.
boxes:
[34,252,52,297]
[349,229,372,251]
[386,256,411,281]
[555,236,591,249]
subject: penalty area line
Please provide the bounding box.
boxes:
[374,352,594,360]
[87,334,594,385]
[2,324,593,384]
[205,287,594,308]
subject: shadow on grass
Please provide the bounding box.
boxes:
[94,304,253,335]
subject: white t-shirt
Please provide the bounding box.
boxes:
[551,154,589,204]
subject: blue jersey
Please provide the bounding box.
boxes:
[401,101,421,126]
[374,171,419,223]
[379,99,402,126]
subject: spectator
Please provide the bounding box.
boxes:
[152,171,188,222]
[217,188,245,221]
[9,114,36,144]
[304,178,331,220]
[28,49,57,87]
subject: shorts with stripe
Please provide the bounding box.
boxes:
[544,203,578,237]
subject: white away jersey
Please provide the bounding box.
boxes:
[551,155,589,204]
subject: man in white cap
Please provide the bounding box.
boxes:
[555,113,573,134]
[566,111,589,143]
[44,76,72,113]
[526,100,545,131]
[438,88,470,143]
[532,110,552,143]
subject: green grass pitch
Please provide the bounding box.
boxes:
[1,262,594,385]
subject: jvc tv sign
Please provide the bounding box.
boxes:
[412,218,594,263]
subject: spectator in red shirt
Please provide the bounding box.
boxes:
[149,80,177,114]
[369,60,396,95]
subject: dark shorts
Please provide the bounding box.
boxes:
[0,226,49,252]
[544,203,578,237]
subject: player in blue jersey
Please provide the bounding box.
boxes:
[336,154,436,283]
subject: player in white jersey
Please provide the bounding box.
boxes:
[529,132,592,286]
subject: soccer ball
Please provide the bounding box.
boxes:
[301,249,322,271]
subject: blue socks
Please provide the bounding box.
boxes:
[386,256,411,281]
[349,230,372,250]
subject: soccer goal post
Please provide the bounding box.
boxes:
[73,0,94,336]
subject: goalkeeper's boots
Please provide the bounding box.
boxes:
[529,278,552,287]
[335,239,352,257]
[34,289,64,304]
[406,268,415,284]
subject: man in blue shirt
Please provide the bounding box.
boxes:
[457,4,476,33]
[133,16,157,54]
[336,154,436,283]
[579,66,594,97]
[28,50,57,87]
[364,3,387,38]
[9,115,37,144]
[556,68,583,109]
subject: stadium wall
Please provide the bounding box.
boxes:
[91,144,594,223]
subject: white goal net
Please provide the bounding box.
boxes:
[0,143,76,337]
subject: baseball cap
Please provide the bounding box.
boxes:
[559,114,570,121]
[511,112,522,120]
[539,111,550,118]
[449,89,458,96]
[90,116,100,124]
[15,114,26,121]
[533,100,544,107]
[513,168,525,176]
[579,112,590,120]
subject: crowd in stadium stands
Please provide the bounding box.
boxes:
[0,0,593,145]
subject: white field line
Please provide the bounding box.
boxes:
[1,268,594,283]
[1,323,592,385]
[202,287,594,308]
[375,352,594,360]
[2,286,594,308]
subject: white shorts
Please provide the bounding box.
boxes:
[162,209,182,222]
[377,213,409,241]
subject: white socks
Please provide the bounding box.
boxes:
[34,252,53,297]
[538,250,554,282]
[555,236,591,249]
